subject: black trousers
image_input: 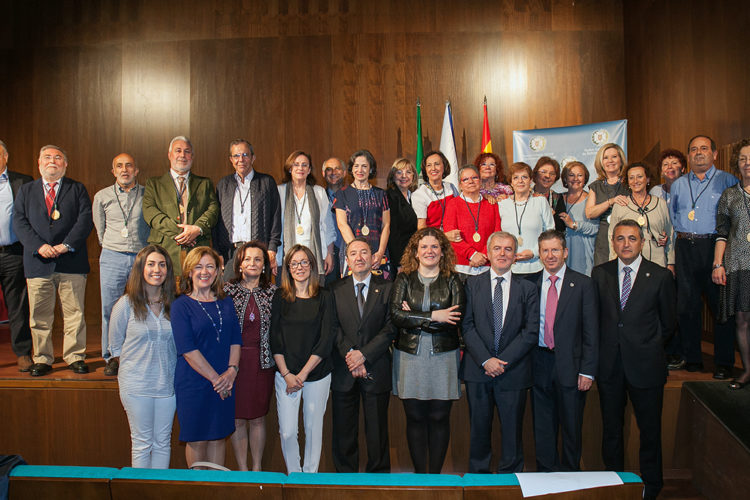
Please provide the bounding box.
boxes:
[531,348,587,472]
[598,352,664,499]
[465,380,527,473]
[0,246,31,356]
[331,384,390,473]
[675,238,735,366]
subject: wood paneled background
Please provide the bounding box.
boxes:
[0,0,748,327]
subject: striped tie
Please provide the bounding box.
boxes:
[493,276,504,355]
[621,266,632,310]
[45,182,57,216]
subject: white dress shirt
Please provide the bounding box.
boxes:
[232,170,254,243]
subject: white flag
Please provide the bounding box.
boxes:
[440,101,459,188]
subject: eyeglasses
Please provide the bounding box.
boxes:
[289,260,310,269]
[42,155,64,162]
[230,153,251,161]
[460,175,480,183]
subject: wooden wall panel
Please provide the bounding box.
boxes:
[623,0,750,162]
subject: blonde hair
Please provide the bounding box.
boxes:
[593,143,626,181]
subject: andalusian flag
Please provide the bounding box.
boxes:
[416,98,424,176]
[482,96,492,153]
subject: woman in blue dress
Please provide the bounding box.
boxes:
[171,246,242,468]
[333,149,392,279]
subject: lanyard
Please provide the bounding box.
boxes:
[513,195,529,238]
[687,170,715,211]
[428,182,448,229]
[462,193,482,233]
[114,185,139,229]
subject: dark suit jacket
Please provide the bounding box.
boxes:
[7,170,33,199]
[591,258,675,388]
[213,171,282,260]
[330,275,396,393]
[461,271,539,390]
[535,268,599,387]
[142,172,219,266]
[13,176,93,278]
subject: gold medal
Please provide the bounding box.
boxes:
[517,236,524,246]
[473,232,481,243]
[51,209,60,220]
[606,215,611,224]
[637,216,646,226]
[361,225,370,236]
[688,210,696,221]
[121,227,129,238]
[296,225,304,235]
[746,232,750,243]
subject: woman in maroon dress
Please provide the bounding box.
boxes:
[224,241,277,471]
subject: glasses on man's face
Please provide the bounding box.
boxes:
[230,153,251,161]
[289,260,310,270]
[42,155,64,162]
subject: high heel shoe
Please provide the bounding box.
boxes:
[728,379,749,390]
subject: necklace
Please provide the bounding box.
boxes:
[566,190,583,208]
[356,185,375,236]
[513,194,529,246]
[427,182,448,230]
[247,296,258,322]
[293,189,308,235]
[686,170,715,221]
[236,175,252,214]
[461,193,483,242]
[194,297,223,342]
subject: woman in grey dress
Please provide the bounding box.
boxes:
[558,162,598,276]
[390,227,465,473]
[712,139,750,389]
[585,143,630,266]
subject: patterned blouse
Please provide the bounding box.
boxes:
[223,282,277,369]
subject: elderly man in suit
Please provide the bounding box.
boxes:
[461,230,539,473]
[214,139,281,280]
[330,237,396,472]
[533,230,598,472]
[142,136,219,269]
[592,219,676,500]
[0,140,33,371]
[13,144,94,376]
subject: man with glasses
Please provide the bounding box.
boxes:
[214,139,281,280]
[142,136,219,269]
[92,153,149,375]
[13,145,94,376]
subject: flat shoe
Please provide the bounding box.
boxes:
[729,379,749,390]
[69,360,89,374]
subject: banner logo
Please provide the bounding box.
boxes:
[591,129,609,145]
[529,136,547,152]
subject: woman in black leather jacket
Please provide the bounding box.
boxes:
[390,227,466,473]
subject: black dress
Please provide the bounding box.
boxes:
[387,187,417,271]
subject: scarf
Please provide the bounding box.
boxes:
[283,182,324,275]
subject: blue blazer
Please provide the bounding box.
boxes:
[460,271,539,389]
[13,177,93,278]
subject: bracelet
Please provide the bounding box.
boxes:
[280,371,290,377]
[713,264,724,269]
[229,364,239,373]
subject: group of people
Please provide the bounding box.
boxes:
[0,133,748,500]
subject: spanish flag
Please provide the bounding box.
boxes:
[482,96,492,153]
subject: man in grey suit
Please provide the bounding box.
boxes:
[461,230,539,473]
[214,139,281,280]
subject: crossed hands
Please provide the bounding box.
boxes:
[212,368,237,400]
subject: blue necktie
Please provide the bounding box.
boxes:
[621,266,632,310]
[493,276,504,355]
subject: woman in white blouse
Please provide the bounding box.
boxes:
[109,244,177,469]
[497,162,555,280]
[277,151,336,283]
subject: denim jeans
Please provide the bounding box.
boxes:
[100,249,136,360]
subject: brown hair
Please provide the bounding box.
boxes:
[281,150,316,185]
[593,143,626,181]
[508,162,533,180]
[400,227,457,277]
[657,148,687,174]
[730,138,750,178]
[125,245,176,321]
[473,152,506,184]
[533,156,561,183]
[231,240,272,289]
[420,150,451,183]
[622,162,652,190]
[179,247,226,299]
[560,161,590,188]
[279,244,320,302]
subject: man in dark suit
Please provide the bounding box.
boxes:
[592,219,676,500]
[533,230,598,472]
[142,136,219,268]
[13,144,94,376]
[214,139,281,280]
[330,237,396,472]
[461,230,539,473]
[0,140,33,371]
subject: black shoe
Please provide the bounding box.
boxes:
[667,355,686,370]
[685,362,704,372]
[30,363,52,377]
[713,366,732,380]
[69,360,89,374]
[729,379,749,390]
[104,358,119,376]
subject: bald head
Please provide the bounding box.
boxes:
[112,153,138,190]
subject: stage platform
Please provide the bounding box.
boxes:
[0,324,736,499]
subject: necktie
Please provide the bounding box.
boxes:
[177,176,187,223]
[544,275,558,349]
[621,266,632,310]
[356,282,365,318]
[46,182,57,216]
[493,276,504,355]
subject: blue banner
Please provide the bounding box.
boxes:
[513,119,627,190]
